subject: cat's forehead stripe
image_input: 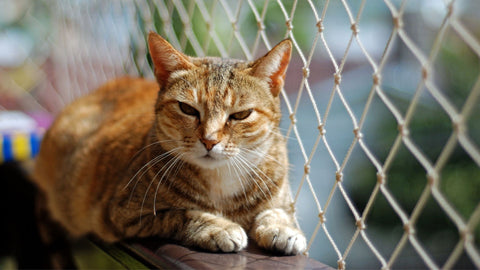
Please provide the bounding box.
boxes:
[222,87,234,108]
[200,64,233,105]
[189,88,199,103]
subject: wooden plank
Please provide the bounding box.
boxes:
[98,238,334,270]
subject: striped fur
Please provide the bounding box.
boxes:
[33,32,306,255]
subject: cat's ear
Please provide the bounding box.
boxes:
[250,39,292,97]
[148,32,194,86]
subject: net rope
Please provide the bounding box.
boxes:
[1,0,479,268]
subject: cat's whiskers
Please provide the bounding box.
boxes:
[127,139,180,166]
[237,150,279,207]
[240,152,277,188]
[242,147,283,167]
[167,153,187,191]
[232,155,272,203]
[124,146,181,191]
[139,148,187,221]
[237,152,274,184]
[275,132,297,143]
[126,147,183,207]
[152,152,186,214]
[242,146,294,172]
[229,156,260,206]
[264,127,297,143]
[241,158,276,190]
[226,159,249,202]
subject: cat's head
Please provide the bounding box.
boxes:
[148,32,291,170]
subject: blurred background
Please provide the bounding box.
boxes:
[0,0,479,269]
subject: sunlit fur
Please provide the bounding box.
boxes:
[33,32,306,255]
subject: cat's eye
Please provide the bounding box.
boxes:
[230,109,253,121]
[179,102,199,117]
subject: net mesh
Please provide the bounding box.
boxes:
[1,0,479,268]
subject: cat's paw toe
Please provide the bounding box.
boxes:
[186,213,248,253]
[283,229,307,255]
[196,223,247,252]
[255,225,307,255]
[214,224,248,252]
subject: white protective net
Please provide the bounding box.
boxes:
[1,0,479,269]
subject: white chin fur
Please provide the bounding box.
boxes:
[191,155,230,169]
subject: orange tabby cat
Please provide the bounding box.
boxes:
[33,32,306,255]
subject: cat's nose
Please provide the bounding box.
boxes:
[200,138,219,151]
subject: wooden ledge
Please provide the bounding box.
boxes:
[92,238,333,269]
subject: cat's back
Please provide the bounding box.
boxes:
[54,77,157,137]
[34,77,158,192]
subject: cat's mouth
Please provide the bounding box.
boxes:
[191,153,228,169]
[190,149,232,169]
[202,153,217,161]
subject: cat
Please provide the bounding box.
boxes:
[33,32,307,256]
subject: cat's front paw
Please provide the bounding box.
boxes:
[254,225,307,255]
[213,224,248,252]
[190,221,248,252]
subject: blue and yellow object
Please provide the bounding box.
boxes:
[0,111,48,163]
[0,132,42,163]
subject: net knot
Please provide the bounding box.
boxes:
[318,124,326,136]
[453,115,465,133]
[318,211,326,224]
[460,228,471,240]
[304,164,311,174]
[337,260,346,270]
[353,128,363,139]
[335,171,343,182]
[372,73,382,86]
[376,172,386,184]
[316,20,324,33]
[427,170,438,186]
[289,113,297,124]
[421,65,430,80]
[334,73,342,85]
[392,16,403,29]
[403,223,415,235]
[356,219,366,230]
[231,22,238,31]
[350,23,359,35]
[285,19,293,31]
[182,21,191,29]
[397,123,409,136]
[302,67,310,78]
[256,21,265,31]
[206,21,212,30]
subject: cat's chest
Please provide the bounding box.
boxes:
[206,167,246,203]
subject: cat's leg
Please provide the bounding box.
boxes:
[179,210,248,252]
[250,208,307,255]
[109,208,248,252]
